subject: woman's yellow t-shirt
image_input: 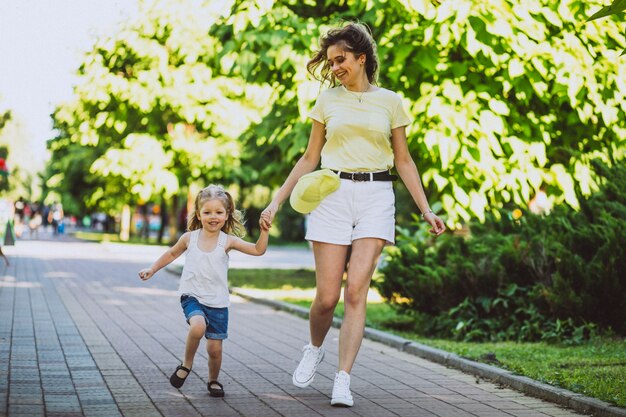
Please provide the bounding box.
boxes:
[308,85,412,172]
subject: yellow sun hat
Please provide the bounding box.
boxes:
[290,169,341,214]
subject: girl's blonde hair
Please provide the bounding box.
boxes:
[187,185,246,237]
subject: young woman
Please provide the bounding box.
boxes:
[260,22,445,407]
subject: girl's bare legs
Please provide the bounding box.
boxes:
[310,242,350,347]
[177,315,206,378]
[338,238,385,373]
[207,339,223,381]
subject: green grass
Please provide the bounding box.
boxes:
[74,231,310,248]
[417,337,626,408]
[229,268,317,290]
[229,268,626,408]
[73,231,167,245]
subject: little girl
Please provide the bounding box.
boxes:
[138,185,269,397]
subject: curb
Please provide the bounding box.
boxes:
[232,288,626,417]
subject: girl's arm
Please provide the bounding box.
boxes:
[138,232,190,280]
[227,227,269,256]
[391,126,446,236]
[260,120,326,229]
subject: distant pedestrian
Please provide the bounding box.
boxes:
[48,202,64,235]
[0,248,7,266]
[138,185,269,397]
[13,197,26,238]
[28,212,42,239]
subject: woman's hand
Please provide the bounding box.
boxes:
[423,212,446,236]
[260,202,279,230]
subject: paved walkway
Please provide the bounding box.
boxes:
[0,238,587,417]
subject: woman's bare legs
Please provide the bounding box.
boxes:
[338,238,385,373]
[309,242,350,347]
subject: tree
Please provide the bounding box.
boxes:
[0,109,39,199]
[0,115,42,201]
[215,0,626,225]
[587,0,626,55]
[46,0,626,232]
[47,0,273,240]
[0,110,10,130]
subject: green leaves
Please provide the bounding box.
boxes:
[586,0,626,55]
[46,0,272,213]
[587,0,626,21]
[44,0,626,229]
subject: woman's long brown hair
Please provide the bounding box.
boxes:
[307,22,379,87]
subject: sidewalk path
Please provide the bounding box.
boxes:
[0,239,586,417]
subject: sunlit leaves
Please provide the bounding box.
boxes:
[91,134,178,201]
[587,0,626,21]
[385,0,626,225]
[46,0,265,213]
[44,0,625,226]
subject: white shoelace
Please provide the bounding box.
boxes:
[298,344,321,376]
[333,372,352,398]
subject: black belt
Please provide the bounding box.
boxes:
[332,170,398,182]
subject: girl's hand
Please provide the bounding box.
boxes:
[260,202,279,230]
[138,268,155,281]
[259,221,270,232]
[423,212,446,236]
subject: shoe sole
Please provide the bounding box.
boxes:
[331,399,354,407]
[292,350,325,388]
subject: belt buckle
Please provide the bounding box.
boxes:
[351,172,367,182]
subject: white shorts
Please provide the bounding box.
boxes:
[305,179,396,245]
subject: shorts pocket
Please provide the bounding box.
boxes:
[181,294,194,309]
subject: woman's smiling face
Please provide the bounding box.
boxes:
[327,43,364,86]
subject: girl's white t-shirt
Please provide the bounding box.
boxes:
[308,86,412,172]
[178,229,230,308]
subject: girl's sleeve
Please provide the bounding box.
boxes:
[308,92,326,124]
[391,95,413,129]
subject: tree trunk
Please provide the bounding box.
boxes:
[158,193,167,244]
[168,194,180,245]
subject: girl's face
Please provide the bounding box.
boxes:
[196,198,229,232]
[327,44,365,86]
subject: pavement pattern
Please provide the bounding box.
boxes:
[0,237,587,417]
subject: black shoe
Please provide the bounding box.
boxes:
[208,380,225,397]
[170,364,191,388]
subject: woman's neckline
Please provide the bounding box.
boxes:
[340,84,380,94]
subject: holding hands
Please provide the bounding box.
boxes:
[260,202,278,231]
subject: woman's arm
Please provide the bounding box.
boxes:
[260,120,326,229]
[391,126,446,236]
[227,227,269,256]
[138,232,190,280]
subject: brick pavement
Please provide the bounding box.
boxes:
[0,239,588,417]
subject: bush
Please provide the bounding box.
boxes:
[276,204,306,242]
[376,161,626,341]
[541,161,626,333]
[432,284,595,344]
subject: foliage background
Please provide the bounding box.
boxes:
[43,0,625,236]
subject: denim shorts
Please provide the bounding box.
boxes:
[180,295,229,340]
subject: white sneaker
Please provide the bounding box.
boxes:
[331,370,354,407]
[292,343,325,388]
